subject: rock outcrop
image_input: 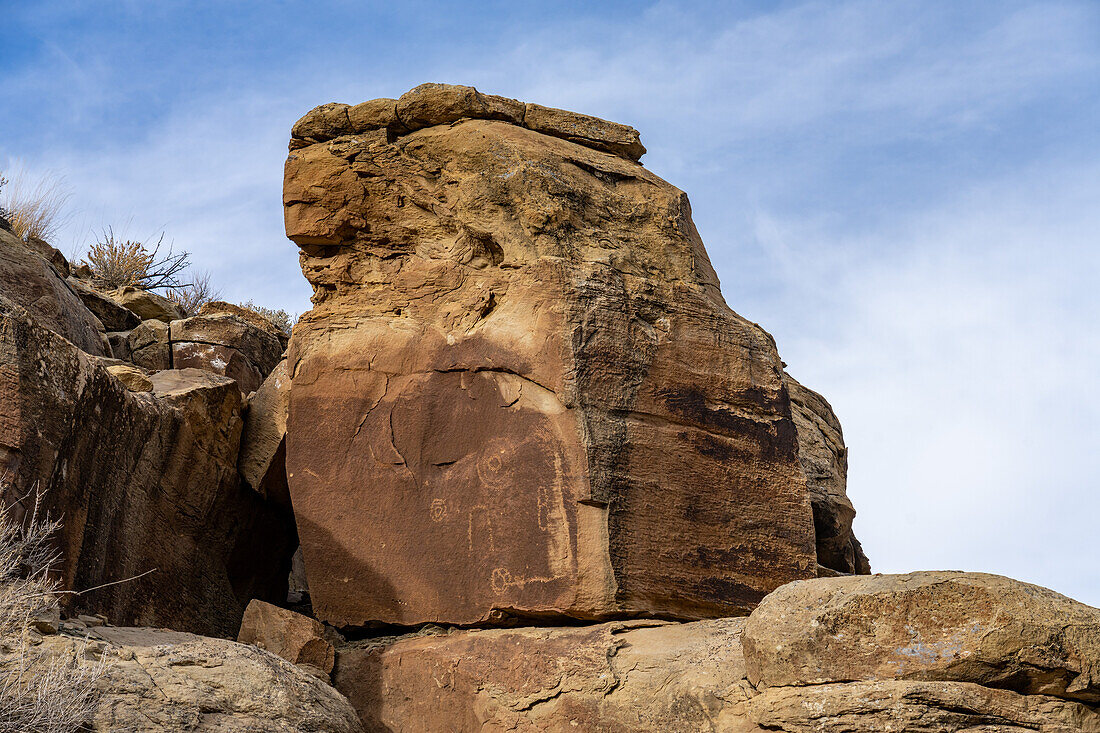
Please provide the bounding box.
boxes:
[283,83,820,628]
[0,295,296,636]
[239,358,291,501]
[785,375,869,575]
[170,312,284,393]
[335,618,752,732]
[0,225,108,355]
[7,627,363,732]
[742,571,1100,704]
[332,572,1100,732]
[109,285,183,322]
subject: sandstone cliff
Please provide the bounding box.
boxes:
[282,82,867,628]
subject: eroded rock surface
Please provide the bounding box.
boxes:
[171,312,283,393]
[335,618,752,732]
[785,375,870,575]
[238,599,334,674]
[9,628,363,732]
[0,226,108,355]
[0,296,296,636]
[743,571,1100,705]
[283,83,818,627]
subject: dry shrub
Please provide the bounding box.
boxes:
[82,227,190,291]
[0,167,71,244]
[0,486,104,732]
[166,270,222,316]
[238,300,296,336]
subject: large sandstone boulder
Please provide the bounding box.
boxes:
[283,84,818,627]
[0,296,296,636]
[742,571,1100,705]
[128,317,172,369]
[785,375,869,575]
[109,285,183,322]
[0,226,108,355]
[171,312,284,393]
[66,276,142,332]
[335,618,753,732]
[333,604,1100,732]
[237,599,334,674]
[239,358,291,501]
[9,628,363,732]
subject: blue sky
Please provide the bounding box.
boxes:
[3,1,1098,605]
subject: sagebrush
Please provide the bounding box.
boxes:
[0,486,103,732]
[166,270,222,316]
[82,227,191,291]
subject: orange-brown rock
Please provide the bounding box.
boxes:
[109,285,183,322]
[335,618,752,731]
[283,84,818,627]
[0,295,296,637]
[743,571,1100,705]
[785,375,869,575]
[238,599,335,674]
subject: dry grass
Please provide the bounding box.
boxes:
[82,227,191,292]
[166,270,222,316]
[0,167,71,245]
[0,485,104,732]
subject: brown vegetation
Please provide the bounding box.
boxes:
[0,167,71,244]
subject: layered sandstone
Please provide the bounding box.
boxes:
[0,294,296,636]
[332,573,1100,732]
[283,84,823,627]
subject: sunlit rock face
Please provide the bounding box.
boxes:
[282,83,822,628]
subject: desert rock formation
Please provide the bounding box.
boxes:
[282,82,848,628]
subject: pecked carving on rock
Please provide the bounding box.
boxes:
[283,84,820,628]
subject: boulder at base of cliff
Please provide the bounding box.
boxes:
[4,627,363,733]
[742,571,1100,705]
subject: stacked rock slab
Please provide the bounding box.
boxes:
[0,294,296,637]
[283,83,821,627]
[331,572,1100,732]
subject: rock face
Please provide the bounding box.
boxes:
[0,295,296,636]
[12,628,363,732]
[0,226,108,355]
[171,312,284,394]
[109,285,183,322]
[742,571,1100,705]
[335,618,752,732]
[239,358,291,501]
[332,573,1100,732]
[238,599,335,674]
[283,83,818,628]
[785,375,869,575]
[66,276,142,332]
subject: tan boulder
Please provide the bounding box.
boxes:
[128,317,171,369]
[742,571,1100,705]
[238,599,334,674]
[335,618,752,732]
[739,680,1100,732]
[347,98,400,132]
[7,628,363,732]
[0,225,108,355]
[24,234,71,277]
[198,300,290,346]
[786,374,870,575]
[0,296,297,636]
[109,285,183,322]
[395,82,525,131]
[239,358,291,501]
[66,276,141,332]
[171,313,284,393]
[104,362,153,392]
[283,86,818,627]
